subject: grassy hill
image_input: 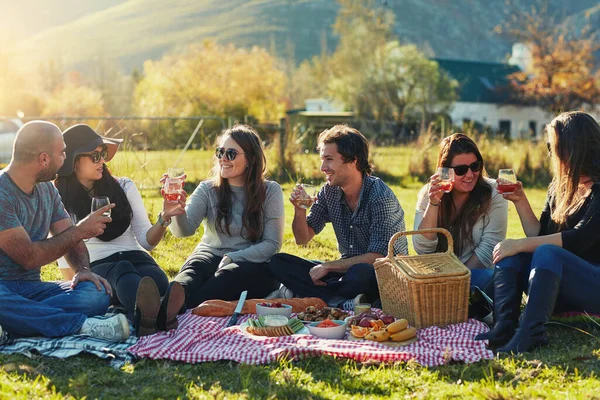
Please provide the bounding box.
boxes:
[8,0,600,73]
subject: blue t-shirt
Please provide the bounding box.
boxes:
[0,170,70,281]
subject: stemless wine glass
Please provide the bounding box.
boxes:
[497,169,518,195]
[437,167,455,193]
[297,183,317,209]
[164,167,185,203]
[91,196,111,217]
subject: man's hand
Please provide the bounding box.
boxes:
[76,205,115,239]
[309,264,330,286]
[71,269,112,295]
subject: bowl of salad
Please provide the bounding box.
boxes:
[307,319,347,339]
[255,302,293,318]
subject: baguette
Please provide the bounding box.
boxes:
[192,297,327,317]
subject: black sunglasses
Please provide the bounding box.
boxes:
[79,148,108,164]
[450,161,483,176]
[215,147,245,161]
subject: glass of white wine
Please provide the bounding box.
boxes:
[91,196,111,217]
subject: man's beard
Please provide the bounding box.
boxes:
[36,167,58,182]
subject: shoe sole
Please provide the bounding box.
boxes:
[114,314,131,340]
[136,277,161,337]
[163,282,185,331]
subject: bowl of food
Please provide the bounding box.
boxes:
[255,302,293,318]
[307,319,347,339]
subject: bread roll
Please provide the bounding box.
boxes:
[192,297,327,317]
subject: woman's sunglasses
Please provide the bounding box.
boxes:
[450,161,483,176]
[215,147,245,161]
[79,148,108,164]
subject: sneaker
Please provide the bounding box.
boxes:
[80,314,130,341]
[353,293,368,308]
[265,285,294,300]
[340,299,355,311]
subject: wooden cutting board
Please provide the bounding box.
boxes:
[346,335,418,347]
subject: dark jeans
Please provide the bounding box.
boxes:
[268,253,379,305]
[497,244,600,314]
[0,281,109,337]
[173,252,279,308]
[91,250,169,319]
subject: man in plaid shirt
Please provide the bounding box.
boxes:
[268,125,408,310]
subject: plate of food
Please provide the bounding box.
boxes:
[346,316,418,347]
[241,316,308,337]
[296,306,350,323]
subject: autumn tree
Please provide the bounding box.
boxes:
[42,72,106,117]
[499,2,600,114]
[134,41,286,147]
[323,0,457,139]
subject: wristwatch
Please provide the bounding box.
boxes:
[157,213,171,228]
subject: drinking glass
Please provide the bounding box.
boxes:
[164,167,185,203]
[297,184,317,209]
[437,167,455,193]
[91,196,111,217]
[497,169,518,194]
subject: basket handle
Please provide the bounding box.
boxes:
[386,228,454,258]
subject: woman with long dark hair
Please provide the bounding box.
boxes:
[414,133,508,292]
[170,124,284,308]
[476,111,600,353]
[55,124,186,336]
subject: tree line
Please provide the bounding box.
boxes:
[0,0,598,148]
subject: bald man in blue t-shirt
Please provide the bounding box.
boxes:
[0,121,129,341]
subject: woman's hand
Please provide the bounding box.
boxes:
[160,173,187,219]
[493,239,523,264]
[428,174,444,206]
[216,255,233,273]
[499,180,525,203]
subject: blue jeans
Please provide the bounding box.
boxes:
[471,269,494,292]
[0,280,110,337]
[496,244,600,314]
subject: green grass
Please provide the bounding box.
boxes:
[2,146,600,399]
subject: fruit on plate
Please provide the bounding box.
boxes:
[390,327,417,342]
[385,319,409,334]
[258,302,286,308]
[350,326,370,338]
[364,330,391,342]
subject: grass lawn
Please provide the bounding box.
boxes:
[1,147,600,399]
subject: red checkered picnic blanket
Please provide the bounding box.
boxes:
[128,312,493,366]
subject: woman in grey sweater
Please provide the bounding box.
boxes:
[170,125,284,308]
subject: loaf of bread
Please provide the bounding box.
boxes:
[192,297,327,317]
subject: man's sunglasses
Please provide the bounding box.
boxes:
[79,148,108,164]
[215,147,245,161]
[450,160,483,176]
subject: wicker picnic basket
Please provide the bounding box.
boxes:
[373,228,471,329]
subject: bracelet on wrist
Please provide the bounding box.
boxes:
[429,200,441,207]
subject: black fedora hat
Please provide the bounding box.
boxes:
[57,124,123,177]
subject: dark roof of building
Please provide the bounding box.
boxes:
[434,58,521,104]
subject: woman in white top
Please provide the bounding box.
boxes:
[171,124,285,308]
[414,133,508,292]
[55,124,186,336]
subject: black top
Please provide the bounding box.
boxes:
[539,183,600,263]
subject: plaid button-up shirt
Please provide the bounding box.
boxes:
[307,176,408,258]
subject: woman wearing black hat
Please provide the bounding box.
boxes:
[55,124,186,337]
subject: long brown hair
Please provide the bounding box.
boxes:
[211,124,267,242]
[435,133,492,255]
[546,111,600,226]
